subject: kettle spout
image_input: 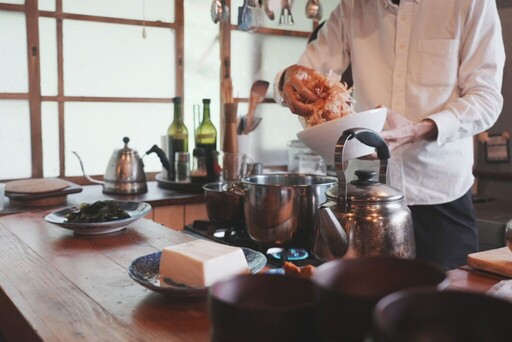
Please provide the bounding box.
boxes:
[312,207,348,262]
[72,151,105,185]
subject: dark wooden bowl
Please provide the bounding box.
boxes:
[374,288,512,342]
[312,256,449,342]
[208,273,318,342]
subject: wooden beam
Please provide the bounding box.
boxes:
[41,96,172,103]
[38,11,176,29]
[25,0,43,178]
[174,0,184,98]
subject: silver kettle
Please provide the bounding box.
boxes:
[312,128,415,262]
[73,137,148,195]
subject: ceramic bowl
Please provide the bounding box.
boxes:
[374,288,512,342]
[296,107,387,164]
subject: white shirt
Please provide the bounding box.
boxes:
[275,0,505,205]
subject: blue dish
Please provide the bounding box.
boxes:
[128,247,267,297]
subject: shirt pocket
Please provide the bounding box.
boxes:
[417,39,460,87]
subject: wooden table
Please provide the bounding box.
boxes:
[0,212,508,342]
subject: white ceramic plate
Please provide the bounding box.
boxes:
[44,201,152,235]
[128,247,267,297]
[297,108,387,164]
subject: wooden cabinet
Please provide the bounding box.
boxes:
[150,203,208,231]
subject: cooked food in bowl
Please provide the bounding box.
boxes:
[65,200,130,223]
[295,69,355,127]
[297,107,387,163]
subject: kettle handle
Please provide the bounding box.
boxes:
[334,128,390,207]
[146,145,171,172]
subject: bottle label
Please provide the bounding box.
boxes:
[196,133,215,140]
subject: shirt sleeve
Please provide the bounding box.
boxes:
[428,0,505,145]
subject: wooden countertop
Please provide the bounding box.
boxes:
[0,181,205,216]
[0,212,509,341]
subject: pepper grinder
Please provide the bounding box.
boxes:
[223,103,239,180]
[223,103,239,154]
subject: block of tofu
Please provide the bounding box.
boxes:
[159,239,249,287]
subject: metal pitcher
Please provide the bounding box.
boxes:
[312,128,415,262]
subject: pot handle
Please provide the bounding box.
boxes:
[334,128,390,208]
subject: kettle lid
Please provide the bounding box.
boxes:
[115,137,139,157]
[327,169,403,203]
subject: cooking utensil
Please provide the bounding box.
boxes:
[305,0,322,20]
[244,80,269,135]
[242,173,337,248]
[73,137,147,195]
[279,0,294,25]
[467,247,512,277]
[374,288,512,342]
[248,116,262,132]
[312,128,415,262]
[261,0,275,20]
[211,0,229,23]
[313,257,449,342]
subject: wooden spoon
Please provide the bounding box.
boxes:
[244,80,269,135]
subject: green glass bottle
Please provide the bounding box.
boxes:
[167,96,189,181]
[195,99,217,181]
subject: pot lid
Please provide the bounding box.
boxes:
[326,170,403,203]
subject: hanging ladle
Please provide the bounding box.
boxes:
[305,0,322,20]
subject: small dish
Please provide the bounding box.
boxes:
[128,247,267,297]
[44,201,152,235]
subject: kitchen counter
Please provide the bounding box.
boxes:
[0,212,509,342]
[0,181,205,216]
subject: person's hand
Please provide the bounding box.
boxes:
[280,65,319,117]
[380,110,438,151]
[361,109,438,160]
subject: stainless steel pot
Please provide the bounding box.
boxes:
[242,173,337,248]
[203,181,245,229]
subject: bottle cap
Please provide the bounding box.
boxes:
[172,96,181,104]
[202,99,211,104]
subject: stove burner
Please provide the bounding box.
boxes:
[267,248,310,261]
[184,221,322,267]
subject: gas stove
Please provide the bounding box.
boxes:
[184,220,323,267]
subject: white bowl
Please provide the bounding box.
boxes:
[296,108,387,165]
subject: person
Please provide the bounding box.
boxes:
[274,0,505,270]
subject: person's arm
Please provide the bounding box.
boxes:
[273,3,350,114]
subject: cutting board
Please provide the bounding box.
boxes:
[5,179,82,207]
[467,247,512,278]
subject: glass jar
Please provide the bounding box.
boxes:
[174,152,190,183]
[287,140,309,173]
[190,148,208,183]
